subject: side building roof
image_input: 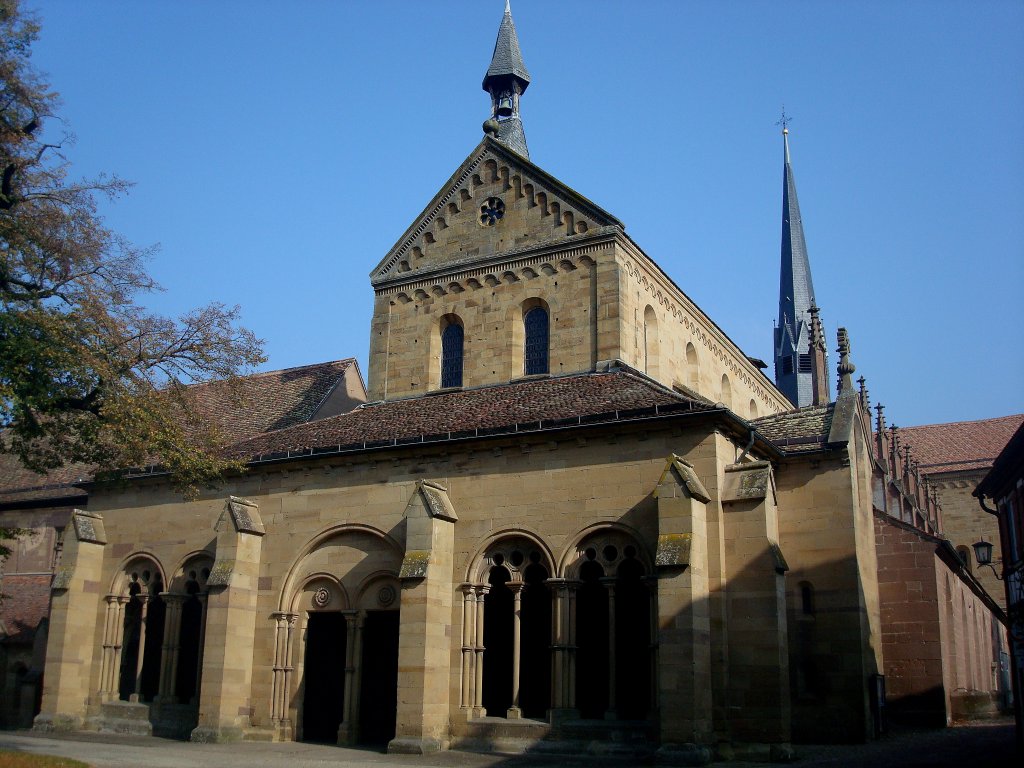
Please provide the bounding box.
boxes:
[897,414,1024,475]
[0,359,363,505]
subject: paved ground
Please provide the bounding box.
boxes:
[0,720,1018,768]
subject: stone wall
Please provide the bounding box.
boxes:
[874,512,1003,724]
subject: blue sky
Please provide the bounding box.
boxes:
[24,0,1024,427]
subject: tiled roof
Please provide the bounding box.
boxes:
[191,359,356,444]
[0,359,357,501]
[752,403,835,452]
[898,414,1024,474]
[0,574,51,646]
[230,368,710,461]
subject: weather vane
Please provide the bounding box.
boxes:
[776,107,792,133]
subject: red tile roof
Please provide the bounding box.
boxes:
[0,574,51,646]
[229,368,710,461]
[898,414,1024,474]
[0,359,358,500]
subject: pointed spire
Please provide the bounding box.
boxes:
[773,114,824,408]
[482,2,531,158]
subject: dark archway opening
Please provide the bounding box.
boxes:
[482,564,513,716]
[358,610,399,745]
[139,590,165,701]
[118,584,142,701]
[615,554,650,719]
[520,560,551,719]
[118,576,165,703]
[575,555,608,719]
[301,612,347,744]
[175,580,203,703]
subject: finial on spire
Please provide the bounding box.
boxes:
[777,107,792,162]
[836,327,855,393]
[875,402,886,433]
[505,0,512,14]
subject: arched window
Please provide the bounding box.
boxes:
[643,306,659,379]
[441,317,464,388]
[720,373,733,409]
[686,343,699,390]
[524,306,549,375]
[748,399,759,419]
[956,545,972,572]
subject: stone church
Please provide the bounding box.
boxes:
[16,3,1005,762]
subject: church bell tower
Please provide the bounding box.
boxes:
[482,1,531,159]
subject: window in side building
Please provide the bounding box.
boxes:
[799,353,813,373]
[441,320,464,388]
[781,356,794,375]
[524,306,549,375]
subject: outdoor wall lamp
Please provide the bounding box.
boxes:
[972,538,1003,580]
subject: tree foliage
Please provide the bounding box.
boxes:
[0,0,265,495]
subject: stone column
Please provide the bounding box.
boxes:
[192,594,208,704]
[567,582,578,712]
[35,510,108,732]
[507,582,525,719]
[271,610,298,736]
[349,611,365,744]
[157,594,183,703]
[98,596,118,701]
[337,610,358,745]
[388,480,458,754]
[130,594,150,702]
[459,586,477,711]
[191,497,266,743]
[109,597,128,700]
[601,577,618,720]
[473,585,489,718]
[548,579,568,714]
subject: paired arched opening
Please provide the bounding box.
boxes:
[565,531,653,720]
[116,559,165,703]
[461,528,654,723]
[97,552,213,716]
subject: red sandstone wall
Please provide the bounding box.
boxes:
[874,512,1003,725]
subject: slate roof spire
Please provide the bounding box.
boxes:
[773,117,828,407]
[481,1,531,158]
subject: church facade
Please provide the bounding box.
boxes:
[25,5,1005,762]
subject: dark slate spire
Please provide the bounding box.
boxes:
[773,120,825,407]
[482,1,530,158]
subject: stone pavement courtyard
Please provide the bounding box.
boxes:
[0,720,1018,768]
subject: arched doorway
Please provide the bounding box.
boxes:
[272,525,404,745]
[356,577,401,745]
[302,604,347,743]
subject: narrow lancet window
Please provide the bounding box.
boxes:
[441,320,464,388]
[524,306,549,375]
